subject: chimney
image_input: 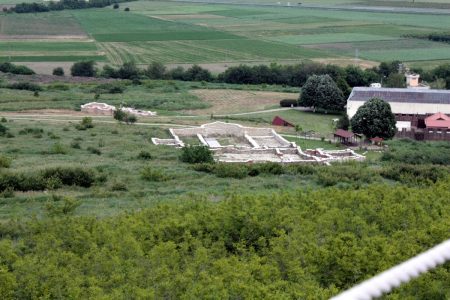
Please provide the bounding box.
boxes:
[406,73,420,88]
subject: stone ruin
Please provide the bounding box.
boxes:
[152,122,365,164]
[81,102,157,116]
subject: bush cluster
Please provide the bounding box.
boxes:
[137,151,152,160]
[12,0,133,13]
[141,166,171,182]
[0,155,12,168]
[0,123,9,136]
[380,164,448,185]
[7,82,42,92]
[0,167,97,192]
[0,62,35,75]
[91,83,125,94]
[382,139,450,165]
[75,117,94,131]
[193,161,381,187]
[113,108,137,124]
[279,99,298,107]
[180,145,214,164]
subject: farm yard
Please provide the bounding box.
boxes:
[1,0,450,70]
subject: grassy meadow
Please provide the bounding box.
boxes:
[1,1,450,68]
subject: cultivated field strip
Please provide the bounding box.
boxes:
[2,1,450,65]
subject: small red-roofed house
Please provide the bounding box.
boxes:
[272,116,294,127]
[425,112,450,129]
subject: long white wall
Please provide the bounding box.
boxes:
[347,101,450,119]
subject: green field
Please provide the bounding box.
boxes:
[1,1,450,67]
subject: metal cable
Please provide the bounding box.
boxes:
[331,239,450,300]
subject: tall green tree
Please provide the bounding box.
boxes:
[350,98,396,139]
[299,75,345,112]
[70,61,96,77]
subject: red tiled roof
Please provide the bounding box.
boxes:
[370,137,384,142]
[272,116,294,127]
[425,112,450,129]
[334,129,354,138]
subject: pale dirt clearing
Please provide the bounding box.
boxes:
[185,89,298,115]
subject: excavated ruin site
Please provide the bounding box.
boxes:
[152,122,365,164]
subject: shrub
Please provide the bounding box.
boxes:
[111,181,127,191]
[113,108,137,124]
[137,151,152,160]
[1,187,14,198]
[141,166,170,182]
[127,114,137,124]
[0,123,8,136]
[1,117,7,122]
[192,163,215,173]
[380,164,448,185]
[70,141,81,149]
[92,83,125,94]
[113,3,119,9]
[87,146,101,155]
[52,67,64,76]
[315,164,375,187]
[0,155,11,168]
[45,195,81,216]
[280,99,298,107]
[18,127,43,136]
[213,163,248,179]
[41,167,96,187]
[180,145,214,164]
[7,82,42,91]
[124,7,130,11]
[250,162,284,175]
[75,117,94,130]
[285,164,316,175]
[48,143,68,155]
[71,61,96,77]
[46,83,70,91]
[0,62,35,75]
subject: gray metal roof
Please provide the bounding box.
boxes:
[348,87,450,105]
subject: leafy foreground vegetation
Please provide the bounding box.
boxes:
[0,180,449,299]
[0,119,449,298]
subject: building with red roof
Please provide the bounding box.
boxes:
[425,112,450,129]
[272,116,294,127]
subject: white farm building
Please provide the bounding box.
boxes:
[346,87,450,119]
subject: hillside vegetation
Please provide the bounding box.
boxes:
[0,178,449,299]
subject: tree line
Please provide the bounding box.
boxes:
[66,60,450,91]
[7,0,133,13]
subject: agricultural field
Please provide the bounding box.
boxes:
[1,0,450,71]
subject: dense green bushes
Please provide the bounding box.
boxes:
[180,145,214,164]
[0,62,35,75]
[0,167,97,192]
[0,180,448,298]
[380,164,448,184]
[279,99,298,107]
[6,82,42,92]
[382,139,450,165]
[0,155,11,168]
[12,0,133,13]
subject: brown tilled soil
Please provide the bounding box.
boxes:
[185,89,298,115]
